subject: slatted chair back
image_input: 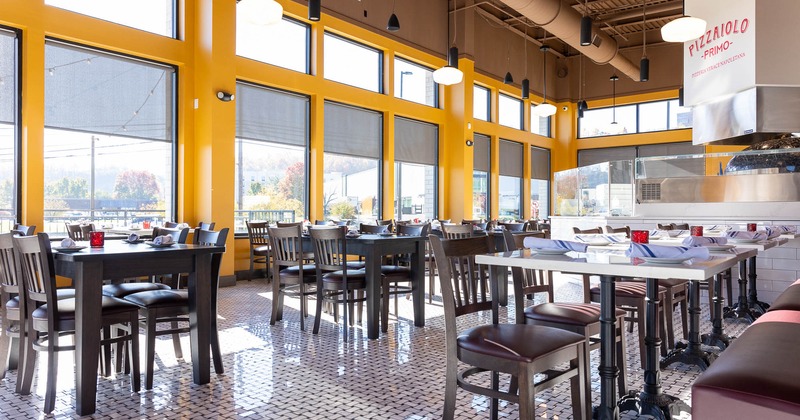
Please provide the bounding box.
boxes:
[65,223,92,240]
[657,223,674,230]
[276,221,303,228]
[268,226,305,270]
[397,223,429,237]
[359,223,388,234]
[309,227,349,273]
[503,231,556,319]
[0,233,19,291]
[163,221,179,228]
[572,226,602,234]
[152,226,189,244]
[462,219,488,230]
[197,221,216,231]
[14,234,58,319]
[245,221,270,247]
[441,223,473,239]
[193,227,229,278]
[605,225,631,238]
[11,224,35,236]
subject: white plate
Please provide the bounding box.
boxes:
[53,246,87,253]
[532,248,569,255]
[145,241,174,248]
[728,238,760,244]
[123,239,144,244]
[378,232,394,237]
[704,244,736,251]
[585,240,610,246]
[640,256,691,264]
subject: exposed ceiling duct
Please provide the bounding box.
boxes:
[499,0,642,81]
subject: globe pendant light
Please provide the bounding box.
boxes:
[237,0,284,26]
[533,45,556,117]
[433,0,463,86]
[661,0,707,42]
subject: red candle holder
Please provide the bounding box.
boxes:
[631,230,649,244]
[89,231,105,248]
[143,220,151,229]
[691,226,703,237]
[747,223,757,232]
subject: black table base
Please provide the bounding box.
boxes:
[618,390,692,420]
[661,279,717,371]
[723,259,758,322]
[702,272,733,350]
[746,256,771,314]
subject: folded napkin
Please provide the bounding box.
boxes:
[523,237,588,252]
[128,233,139,242]
[705,224,731,232]
[60,238,77,248]
[681,236,728,247]
[650,229,663,238]
[152,235,174,245]
[764,227,783,239]
[626,242,710,259]
[725,230,767,241]
[776,225,798,234]
[574,234,627,243]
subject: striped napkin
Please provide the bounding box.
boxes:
[523,237,588,252]
[705,225,732,232]
[573,234,627,243]
[764,227,783,239]
[626,242,710,259]
[682,236,728,247]
[725,231,768,241]
[776,225,797,233]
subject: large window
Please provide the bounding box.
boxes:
[43,41,175,234]
[235,83,309,232]
[45,0,175,37]
[530,104,551,137]
[0,29,17,231]
[394,58,437,107]
[237,16,309,74]
[472,134,490,220]
[324,33,382,93]
[323,102,382,222]
[498,94,522,129]
[579,98,691,138]
[394,117,437,221]
[530,147,550,219]
[498,140,523,220]
[473,85,490,121]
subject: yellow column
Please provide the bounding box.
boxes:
[20,20,46,230]
[308,16,325,222]
[440,58,473,222]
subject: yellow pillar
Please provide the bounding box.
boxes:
[19,20,46,230]
[441,58,473,222]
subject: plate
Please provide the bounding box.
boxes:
[585,240,610,246]
[704,244,736,251]
[345,233,361,238]
[123,239,144,244]
[640,256,692,264]
[728,238,760,244]
[379,232,394,237]
[145,241,174,248]
[53,246,87,253]
[532,248,569,255]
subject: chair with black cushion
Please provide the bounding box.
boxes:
[14,233,140,413]
[499,222,526,232]
[359,223,389,234]
[65,223,93,240]
[150,226,190,289]
[246,221,271,280]
[0,233,23,382]
[572,226,603,234]
[122,228,228,389]
[276,221,303,228]
[429,234,590,420]
[11,224,35,236]
[503,230,629,396]
[379,223,429,332]
[605,225,631,238]
[310,226,367,342]
[441,223,473,239]
[268,225,317,331]
[197,221,215,230]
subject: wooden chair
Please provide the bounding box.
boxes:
[276,221,303,228]
[65,223,94,240]
[429,235,590,420]
[377,219,394,232]
[657,223,674,230]
[197,221,215,230]
[310,226,367,342]
[605,225,631,238]
[163,221,179,228]
[572,226,603,234]
[441,223,473,239]
[121,228,228,389]
[379,223,429,332]
[268,225,317,331]
[0,233,23,382]
[11,224,35,236]
[499,221,526,232]
[246,221,271,280]
[503,230,628,397]
[359,223,389,234]
[151,226,191,289]
[461,219,488,230]
[14,233,140,413]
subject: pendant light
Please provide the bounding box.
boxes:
[577,54,588,118]
[606,75,624,134]
[503,43,513,84]
[309,0,321,22]
[580,0,592,46]
[661,0,707,43]
[237,0,283,26]
[521,28,529,99]
[433,1,463,85]
[533,44,557,117]
[387,0,400,31]
[640,0,650,81]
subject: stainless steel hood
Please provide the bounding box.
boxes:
[692,86,800,145]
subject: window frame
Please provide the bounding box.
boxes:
[44,0,177,38]
[393,56,438,108]
[473,84,491,122]
[578,97,691,138]
[236,15,311,74]
[498,93,523,130]
[323,32,384,94]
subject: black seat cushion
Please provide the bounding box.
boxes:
[280,264,318,276]
[102,282,171,298]
[55,288,77,299]
[253,245,271,256]
[525,302,627,327]
[345,261,366,269]
[322,270,367,289]
[122,289,189,308]
[458,323,583,363]
[380,265,411,277]
[32,296,139,321]
[5,295,19,309]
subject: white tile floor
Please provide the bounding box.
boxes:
[0,276,751,419]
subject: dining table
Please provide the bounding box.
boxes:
[52,240,224,416]
[475,246,747,420]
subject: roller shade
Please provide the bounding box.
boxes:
[324,101,381,159]
[44,40,174,142]
[578,146,636,167]
[499,139,523,177]
[394,117,437,165]
[638,142,705,178]
[530,146,550,180]
[473,133,490,172]
[0,30,14,125]
[236,83,309,147]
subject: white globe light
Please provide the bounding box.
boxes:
[240,0,284,26]
[661,16,707,43]
[534,103,557,117]
[433,66,463,86]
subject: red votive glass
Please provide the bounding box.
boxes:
[89,231,105,247]
[143,220,151,229]
[631,230,649,244]
[691,226,703,237]
[747,223,757,232]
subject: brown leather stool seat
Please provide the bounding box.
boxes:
[767,279,800,312]
[458,323,584,363]
[526,302,627,327]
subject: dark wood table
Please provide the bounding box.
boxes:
[52,241,224,415]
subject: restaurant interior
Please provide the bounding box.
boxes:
[2,0,800,419]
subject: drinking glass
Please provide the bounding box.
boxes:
[747,223,757,232]
[631,230,649,244]
[89,231,105,247]
[691,226,703,237]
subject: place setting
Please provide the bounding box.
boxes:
[53,237,87,253]
[145,235,175,248]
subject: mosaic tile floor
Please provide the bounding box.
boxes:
[0,275,752,419]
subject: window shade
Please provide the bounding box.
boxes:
[499,139,523,177]
[578,146,636,167]
[394,117,437,165]
[530,146,550,180]
[638,142,705,178]
[236,83,308,147]
[324,101,382,159]
[473,133,490,172]
[0,30,14,125]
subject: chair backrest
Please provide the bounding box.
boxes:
[605,225,631,238]
[163,221,179,228]
[397,223,429,237]
[11,224,35,236]
[14,233,59,322]
[572,226,602,234]
[462,219,488,230]
[276,221,303,228]
[657,223,674,230]
[152,226,189,244]
[65,223,93,240]
[359,223,388,234]
[193,228,229,288]
[502,231,555,323]
[197,221,216,230]
[309,226,349,273]
[672,223,690,230]
[428,235,496,344]
[441,223,473,239]
[499,222,526,232]
[0,233,20,291]
[246,221,270,247]
[314,220,328,225]
[376,219,394,232]
[268,225,305,270]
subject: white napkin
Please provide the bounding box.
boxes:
[60,238,77,248]
[523,237,588,252]
[682,236,728,247]
[776,225,797,234]
[152,235,174,245]
[705,224,731,232]
[725,230,768,241]
[626,242,710,259]
[574,234,626,244]
[764,227,784,239]
[649,229,663,238]
[128,233,139,242]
